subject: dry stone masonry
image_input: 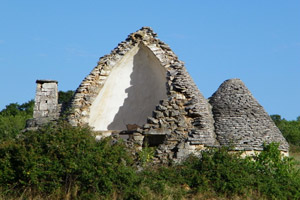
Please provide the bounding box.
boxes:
[209,79,289,152]
[28,27,289,163]
[27,80,61,128]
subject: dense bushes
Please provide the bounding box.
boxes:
[141,144,300,199]
[0,122,140,199]
[1,122,300,200]
[182,144,300,199]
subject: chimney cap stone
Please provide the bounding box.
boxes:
[36,80,58,84]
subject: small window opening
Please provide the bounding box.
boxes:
[143,135,166,147]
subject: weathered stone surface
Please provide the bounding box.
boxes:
[209,79,289,152]
[27,80,61,127]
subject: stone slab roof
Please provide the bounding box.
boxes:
[209,78,289,152]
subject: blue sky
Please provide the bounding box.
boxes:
[0,1,299,120]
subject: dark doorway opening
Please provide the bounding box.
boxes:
[143,135,166,147]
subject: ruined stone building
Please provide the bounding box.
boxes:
[27,27,289,163]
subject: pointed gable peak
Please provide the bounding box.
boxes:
[119,26,159,46]
[69,26,189,129]
[68,27,217,157]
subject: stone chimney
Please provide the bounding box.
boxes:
[31,80,60,126]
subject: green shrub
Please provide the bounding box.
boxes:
[176,143,300,199]
[138,144,156,167]
[253,143,300,199]
[0,122,140,199]
[179,148,256,196]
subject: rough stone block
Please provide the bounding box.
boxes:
[133,136,144,141]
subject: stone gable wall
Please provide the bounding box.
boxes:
[67,27,218,163]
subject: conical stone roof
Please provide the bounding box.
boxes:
[209,78,289,152]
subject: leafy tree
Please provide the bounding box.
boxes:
[0,103,21,116]
[58,90,74,110]
[0,100,34,117]
[0,100,34,139]
[270,114,300,146]
[18,100,34,115]
[271,114,282,126]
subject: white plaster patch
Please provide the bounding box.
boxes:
[89,44,167,131]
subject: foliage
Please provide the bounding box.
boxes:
[271,114,300,146]
[0,100,34,140]
[0,100,34,117]
[138,144,155,167]
[140,144,300,200]
[0,122,141,199]
[58,90,74,111]
[252,143,300,199]
[1,126,300,199]
[181,148,256,195]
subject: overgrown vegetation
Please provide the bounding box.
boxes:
[0,98,300,199]
[0,122,139,199]
[142,143,300,200]
[1,123,300,199]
